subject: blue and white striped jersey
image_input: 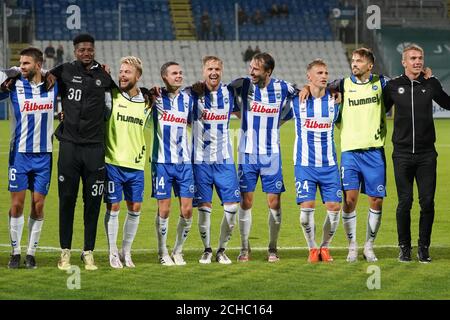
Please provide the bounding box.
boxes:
[292,92,339,167]
[232,77,295,155]
[0,72,57,153]
[192,83,235,164]
[151,88,193,164]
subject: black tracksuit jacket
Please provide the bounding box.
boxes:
[383,73,450,154]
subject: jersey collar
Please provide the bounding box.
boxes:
[350,73,373,84]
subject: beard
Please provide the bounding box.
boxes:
[120,81,135,92]
[24,69,36,81]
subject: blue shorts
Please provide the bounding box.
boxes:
[104,164,144,203]
[151,163,195,199]
[238,153,285,194]
[340,148,386,197]
[8,152,52,195]
[294,165,342,204]
[193,163,240,206]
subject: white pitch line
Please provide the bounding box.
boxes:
[1,243,449,253]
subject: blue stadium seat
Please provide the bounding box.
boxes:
[34,0,333,41]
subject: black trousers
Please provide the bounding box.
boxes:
[392,151,437,248]
[58,141,105,251]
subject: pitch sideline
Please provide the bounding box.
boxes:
[1,243,449,253]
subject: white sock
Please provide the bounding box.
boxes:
[321,210,340,248]
[122,211,140,255]
[198,206,212,249]
[218,204,238,249]
[173,216,192,254]
[156,214,169,256]
[300,208,316,249]
[27,216,44,256]
[268,208,282,251]
[105,210,119,253]
[238,206,252,250]
[366,208,382,243]
[342,210,357,245]
[9,215,24,255]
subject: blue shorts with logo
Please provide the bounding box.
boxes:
[8,152,52,195]
[238,153,285,194]
[340,148,386,197]
[151,163,195,199]
[193,163,240,206]
[294,165,342,204]
[104,163,144,203]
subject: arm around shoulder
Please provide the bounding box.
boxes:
[430,77,450,110]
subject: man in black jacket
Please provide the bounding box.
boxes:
[384,44,450,263]
[51,34,113,270]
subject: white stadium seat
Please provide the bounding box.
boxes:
[33,40,350,87]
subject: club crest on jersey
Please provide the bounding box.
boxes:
[95,79,102,86]
[372,85,378,91]
[398,87,405,94]
[224,97,229,104]
[276,93,281,99]
[329,106,334,113]
[377,185,385,192]
[275,181,283,190]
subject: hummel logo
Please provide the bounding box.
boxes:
[9,184,18,188]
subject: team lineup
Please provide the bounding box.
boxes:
[1,33,450,270]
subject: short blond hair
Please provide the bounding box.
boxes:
[120,56,143,76]
[307,58,327,71]
[402,44,424,60]
[202,55,223,66]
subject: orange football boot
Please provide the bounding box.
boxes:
[319,247,334,262]
[308,248,320,263]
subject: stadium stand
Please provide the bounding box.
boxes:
[33,40,350,87]
[368,0,448,27]
[191,0,336,41]
[33,0,174,40]
[18,1,350,92]
[0,42,3,65]
[31,0,337,41]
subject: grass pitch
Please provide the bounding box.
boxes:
[0,119,449,300]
